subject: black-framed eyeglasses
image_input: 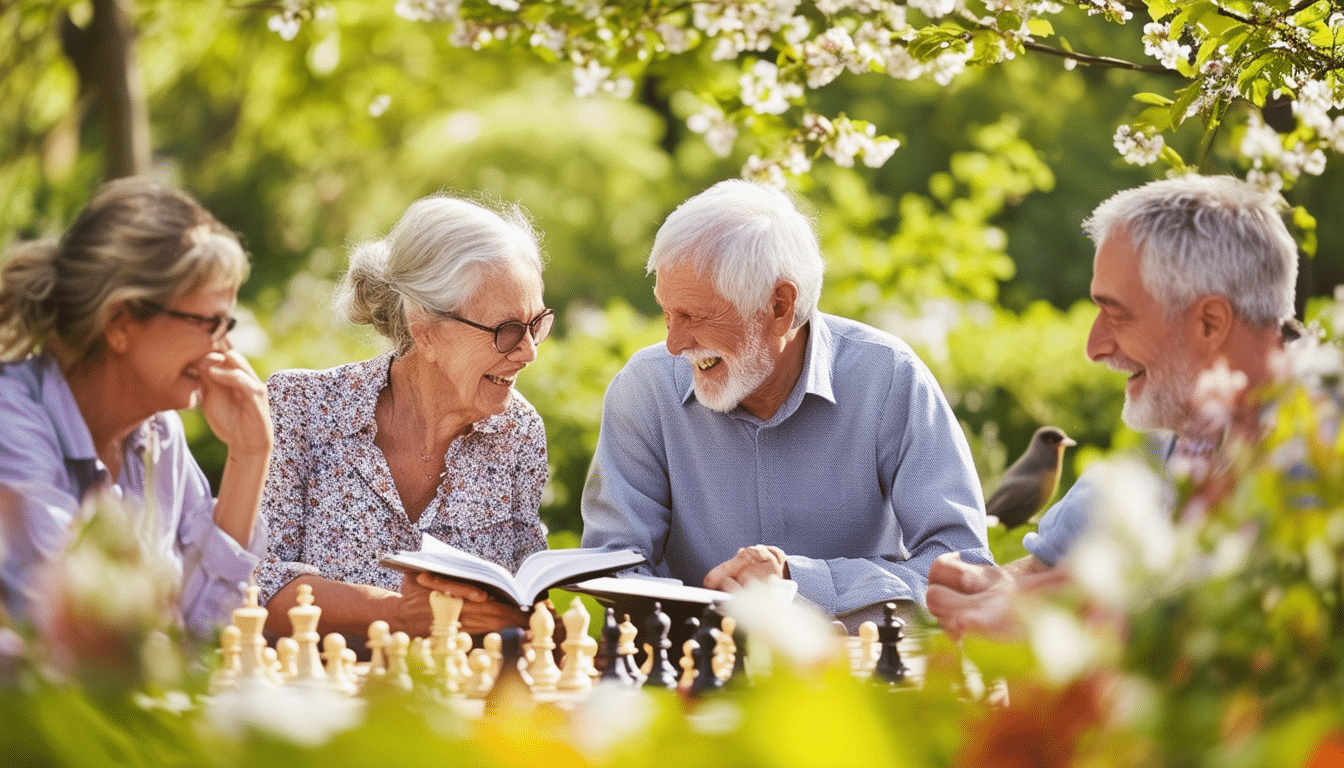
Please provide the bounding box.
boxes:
[143,301,237,342]
[438,308,556,353]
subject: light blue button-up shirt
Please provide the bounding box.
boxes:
[581,313,992,618]
[0,354,266,638]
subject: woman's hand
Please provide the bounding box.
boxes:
[397,572,529,636]
[198,347,272,459]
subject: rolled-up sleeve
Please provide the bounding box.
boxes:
[1022,469,1100,567]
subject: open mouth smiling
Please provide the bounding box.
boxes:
[695,357,721,371]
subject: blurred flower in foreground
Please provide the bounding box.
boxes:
[204,683,366,747]
[570,683,657,759]
[724,579,838,669]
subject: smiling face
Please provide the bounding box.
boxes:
[654,261,776,413]
[1086,228,1201,433]
[116,283,237,413]
[420,258,546,422]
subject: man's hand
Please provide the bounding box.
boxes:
[926,553,1070,641]
[704,545,789,591]
[928,551,1010,595]
[397,572,528,636]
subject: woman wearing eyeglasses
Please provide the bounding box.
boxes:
[256,194,552,639]
[0,177,272,638]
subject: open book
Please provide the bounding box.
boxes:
[379,533,645,608]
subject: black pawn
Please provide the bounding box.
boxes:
[485,626,533,713]
[642,602,680,689]
[599,608,633,685]
[870,602,909,687]
[689,621,724,697]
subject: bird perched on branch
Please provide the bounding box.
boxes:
[986,426,1076,529]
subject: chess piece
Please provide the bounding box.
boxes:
[486,627,534,714]
[678,637,699,690]
[557,598,594,693]
[288,583,325,683]
[429,591,463,694]
[386,631,414,692]
[275,637,299,680]
[858,620,881,674]
[322,632,358,695]
[209,624,242,694]
[232,584,274,685]
[464,648,495,699]
[641,602,679,689]
[366,620,390,681]
[599,608,634,685]
[527,604,561,692]
[617,613,645,684]
[714,615,738,683]
[870,603,910,687]
[483,631,503,679]
[689,622,725,697]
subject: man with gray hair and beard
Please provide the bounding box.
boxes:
[580,179,992,629]
[927,174,1302,638]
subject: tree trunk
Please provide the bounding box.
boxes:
[65,0,151,179]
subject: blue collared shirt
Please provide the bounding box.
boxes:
[581,313,992,617]
[0,355,266,637]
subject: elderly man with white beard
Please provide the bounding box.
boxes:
[580,179,992,630]
[926,174,1302,639]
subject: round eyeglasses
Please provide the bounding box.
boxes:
[438,308,556,353]
[142,301,237,342]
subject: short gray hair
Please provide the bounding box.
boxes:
[1082,175,1297,327]
[336,194,544,353]
[647,179,824,329]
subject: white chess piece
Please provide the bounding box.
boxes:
[323,632,358,695]
[287,583,325,683]
[714,616,737,681]
[233,584,275,685]
[209,624,242,694]
[429,591,463,693]
[527,605,561,692]
[557,598,593,693]
[483,632,503,679]
[859,620,880,674]
[464,648,495,699]
[275,637,298,680]
[386,631,414,692]
[678,638,699,690]
[367,620,390,681]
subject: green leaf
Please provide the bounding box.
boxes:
[1293,205,1318,257]
[1292,0,1332,25]
[1134,92,1175,107]
[1139,105,1173,131]
[1170,83,1201,128]
[1159,144,1187,171]
[1027,18,1054,37]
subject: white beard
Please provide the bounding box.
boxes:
[683,319,774,413]
[1118,351,1197,433]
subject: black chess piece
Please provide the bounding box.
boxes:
[599,607,634,685]
[485,626,534,713]
[688,620,724,697]
[870,602,910,687]
[642,602,680,689]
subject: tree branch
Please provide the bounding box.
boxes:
[1021,40,1173,73]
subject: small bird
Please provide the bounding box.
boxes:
[986,426,1076,529]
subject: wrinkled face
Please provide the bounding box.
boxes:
[654,261,774,413]
[422,259,547,422]
[119,283,237,412]
[1086,229,1199,433]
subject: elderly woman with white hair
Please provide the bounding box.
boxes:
[256,194,553,638]
[0,177,272,638]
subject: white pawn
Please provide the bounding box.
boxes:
[858,620,880,675]
[483,631,503,679]
[678,637,699,690]
[452,628,474,687]
[527,605,561,692]
[209,625,242,694]
[557,598,593,693]
[367,620,390,680]
[464,648,495,699]
[323,633,358,695]
[275,637,298,680]
[714,616,737,682]
[386,631,414,692]
[288,583,325,683]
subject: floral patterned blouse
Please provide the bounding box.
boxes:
[254,351,548,605]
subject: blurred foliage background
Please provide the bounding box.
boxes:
[2,0,1340,539]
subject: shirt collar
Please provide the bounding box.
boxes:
[677,314,838,415]
[334,350,514,438]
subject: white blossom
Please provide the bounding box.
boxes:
[1113,124,1164,166]
[394,0,461,22]
[487,0,519,10]
[800,27,857,88]
[1141,22,1190,70]
[367,94,391,117]
[908,0,957,18]
[926,48,970,86]
[655,22,693,54]
[782,142,812,175]
[1026,606,1101,684]
[1294,79,1339,133]
[529,23,568,56]
[743,154,787,188]
[206,684,366,747]
[883,46,924,80]
[1240,114,1283,161]
[739,59,803,115]
[267,2,303,41]
[1246,166,1284,193]
[687,105,739,157]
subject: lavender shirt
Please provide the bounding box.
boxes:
[581,314,992,617]
[0,355,265,638]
